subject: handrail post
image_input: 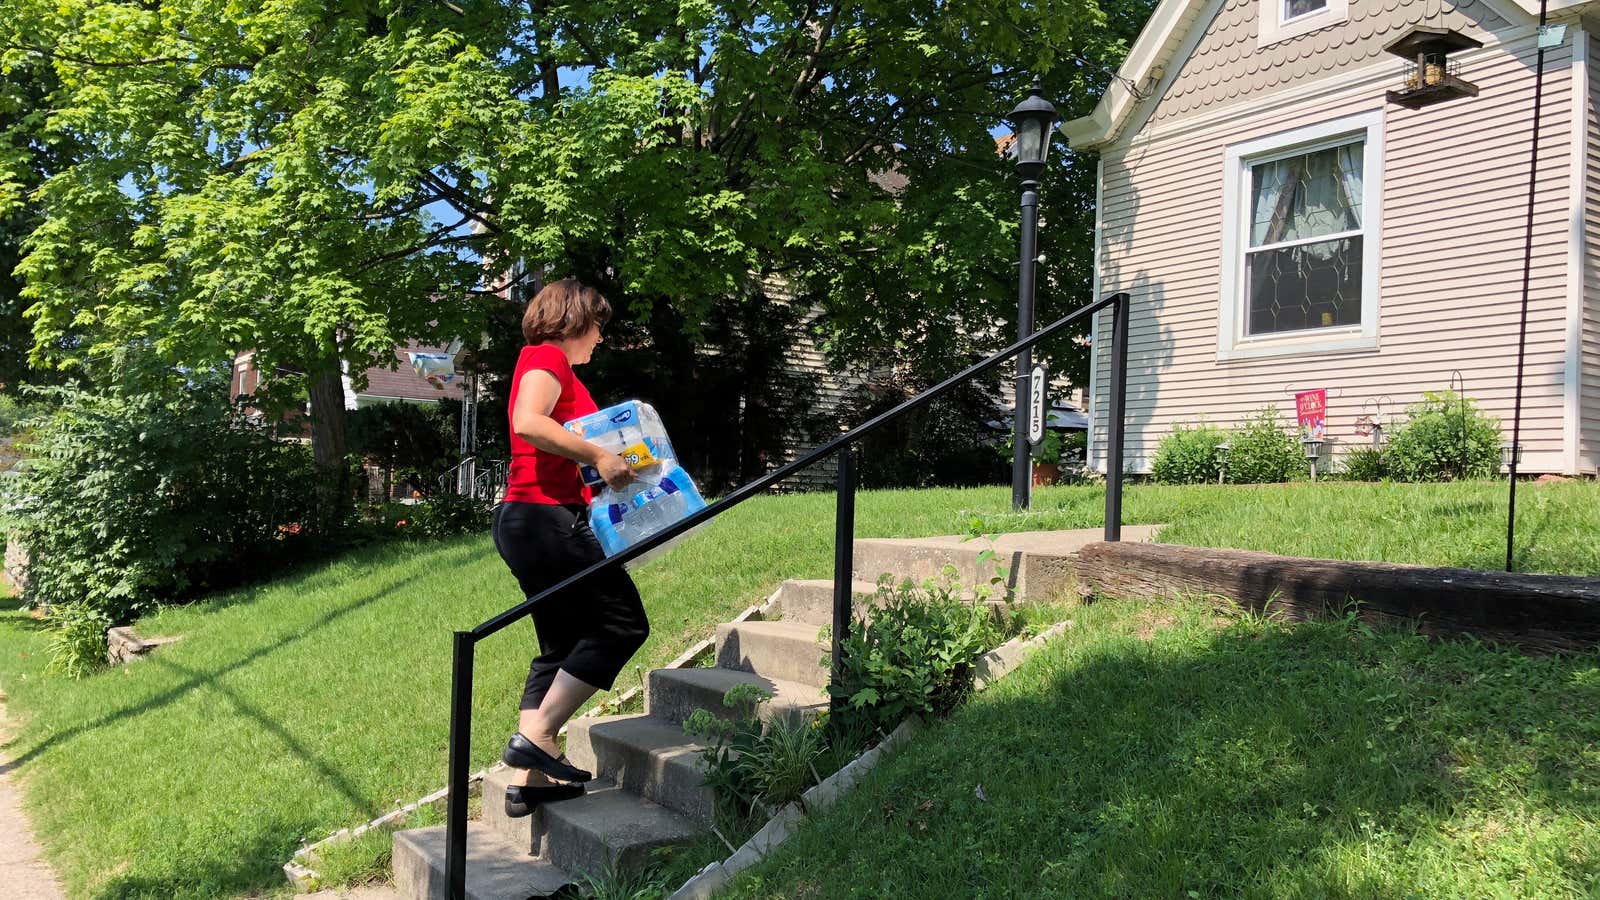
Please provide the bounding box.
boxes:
[445,631,474,900]
[1104,293,1130,542]
[830,445,857,716]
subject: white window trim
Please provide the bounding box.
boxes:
[1218,110,1383,363]
[1258,0,1348,48]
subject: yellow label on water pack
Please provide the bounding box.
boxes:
[620,441,658,470]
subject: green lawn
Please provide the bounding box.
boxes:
[724,598,1600,899]
[0,480,1595,897]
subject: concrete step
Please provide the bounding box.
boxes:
[393,823,569,900]
[773,577,1013,629]
[564,713,715,825]
[646,665,829,728]
[714,619,830,688]
[480,766,704,880]
[851,526,1161,602]
[770,578,880,627]
[536,781,703,878]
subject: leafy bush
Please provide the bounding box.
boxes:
[1225,408,1302,484]
[5,372,323,624]
[829,568,1003,734]
[44,601,112,679]
[1384,390,1502,482]
[1150,423,1227,484]
[346,400,459,498]
[368,494,491,540]
[1340,446,1388,482]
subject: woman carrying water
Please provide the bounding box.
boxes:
[491,278,649,817]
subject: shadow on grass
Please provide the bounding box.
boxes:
[761,616,1600,897]
[4,541,483,777]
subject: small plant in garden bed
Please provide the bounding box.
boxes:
[1340,446,1388,482]
[43,601,111,679]
[1222,407,1302,484]
[1150,423,1227,485]
[1384,390,1501,481]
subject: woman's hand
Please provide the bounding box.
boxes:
[592,451,636,491]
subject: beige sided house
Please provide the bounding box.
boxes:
[1069,0,1600,476]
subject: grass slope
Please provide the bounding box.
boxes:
[0,480,1595,897]
[725,598,1600,899]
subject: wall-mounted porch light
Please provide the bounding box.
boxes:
[1384,26,1483,109]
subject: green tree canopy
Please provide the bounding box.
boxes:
[1,0,1150,472]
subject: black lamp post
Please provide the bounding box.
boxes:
[1008,77,1059,511]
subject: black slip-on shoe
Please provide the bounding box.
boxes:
[503,732,593,783]
[504,782,586,818]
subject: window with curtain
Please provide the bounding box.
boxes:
[1284,0,1327,19]
[1244,140,1364,336]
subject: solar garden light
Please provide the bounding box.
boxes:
[1214,441,1231,485]
[1301,436,1324,482]
[1006,76,1059,511]
[1500,440,1522,472]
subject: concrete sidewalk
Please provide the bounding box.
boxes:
[0,697,65,900]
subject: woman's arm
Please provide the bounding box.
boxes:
[513,369,634,489]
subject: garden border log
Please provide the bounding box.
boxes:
[1076,543,1600,653]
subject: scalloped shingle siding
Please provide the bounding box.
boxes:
[1151,0,1513,123]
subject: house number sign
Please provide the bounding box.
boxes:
[1028,363,1048,449]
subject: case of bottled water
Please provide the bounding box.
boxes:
[563,400,708,557]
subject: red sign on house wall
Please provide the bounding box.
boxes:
[1296,389,1327,441]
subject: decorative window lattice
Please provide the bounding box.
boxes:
[1245,141,1364,336]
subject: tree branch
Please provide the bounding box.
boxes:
[356,230,485,272]
[419,171,500,234]
[2,42,248,70]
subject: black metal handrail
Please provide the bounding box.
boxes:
[443,291,1132,897]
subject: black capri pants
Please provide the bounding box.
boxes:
[491,501,650,710]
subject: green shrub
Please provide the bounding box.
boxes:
[346,400,459,497]
[1340,446,1388,482]
[1384,390,1501,482]
[44,601,112,679]
[684,683,827,837]
[1150,423,1227,484]
[829,568,1003,734]
[4,371,323,625]
[1225,408,1302,484]
[368,494,491,540]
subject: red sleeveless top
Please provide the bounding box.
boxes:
[503,344,598,506]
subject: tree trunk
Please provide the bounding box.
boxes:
[307,363,350,530]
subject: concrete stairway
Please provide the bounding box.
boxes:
[391,527,1151,899]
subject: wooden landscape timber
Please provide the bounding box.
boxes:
[1075,543,1600,654]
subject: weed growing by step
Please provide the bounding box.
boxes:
[569,857,673,899]
[684,683,826,840]
[828,567,1004,735]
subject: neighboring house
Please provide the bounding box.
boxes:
[341,341,466,408]
[230,343,466,413]
[1068,0,1600,475]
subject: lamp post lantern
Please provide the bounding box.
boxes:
[1008,77,1059,511]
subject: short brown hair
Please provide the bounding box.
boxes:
[521,278,612,344]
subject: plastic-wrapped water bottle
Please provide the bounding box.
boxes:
[566,402,706,556]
